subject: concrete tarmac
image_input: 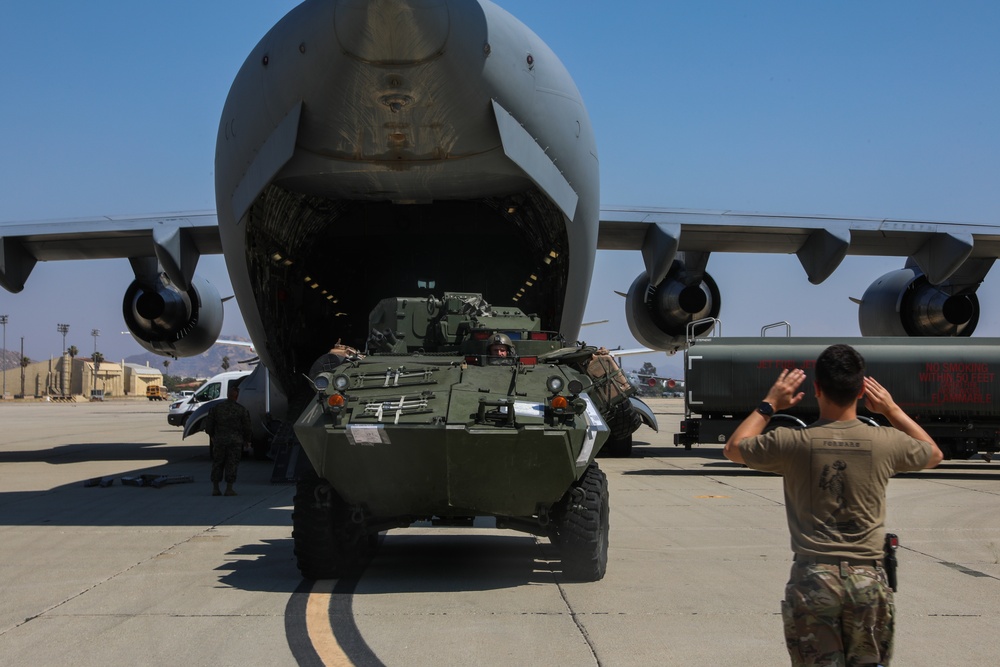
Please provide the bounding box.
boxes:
[1,398,998,666]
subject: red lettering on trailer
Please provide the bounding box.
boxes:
[757,359,816,371]
[919,362,994,404]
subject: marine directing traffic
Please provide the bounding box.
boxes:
[724,344,943,665]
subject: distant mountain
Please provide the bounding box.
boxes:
[0,348,19,372]
[124,335,257,380]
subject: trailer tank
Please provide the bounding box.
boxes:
[675,337,1000,460]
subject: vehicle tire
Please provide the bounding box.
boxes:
[605,400,641,441]
[551,463,609,581]
[292,474,373,580]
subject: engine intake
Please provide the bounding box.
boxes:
[625,261,721,353]
[858,267,979,337]
[123,274,224,357]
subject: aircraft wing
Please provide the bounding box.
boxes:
[217,339,255,349]
[0,210,220,292]
[599,206,1000,286]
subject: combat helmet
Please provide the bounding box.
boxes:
[486,332,515,363]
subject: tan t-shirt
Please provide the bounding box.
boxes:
[739,419,931,559]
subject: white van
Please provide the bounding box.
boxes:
[167,370,251,426]
[182,364,288,459]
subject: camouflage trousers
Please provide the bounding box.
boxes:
[210,439,243,484]
[781,559,894,666]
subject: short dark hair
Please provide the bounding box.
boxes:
[815,344,865,407]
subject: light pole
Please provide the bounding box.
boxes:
[20,336,25,398]
[91,329,100,398]
[57,323,70,396]
[0,314,7,399]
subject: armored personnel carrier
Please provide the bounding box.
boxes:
[291,293,647,581]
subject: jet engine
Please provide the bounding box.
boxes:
[625,260,721,353]
[122,273,225,357]
[858,267,979,337]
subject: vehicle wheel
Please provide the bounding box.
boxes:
[551,463,609,581]
[292,474,373,580]
[606,401,641,440]
[601,434,633,458]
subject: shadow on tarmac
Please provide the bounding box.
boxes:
[629,443,728,460]
[0,442,201,464]
[0,440,288,528]
[217,532,559,595]
[623,450,1000,481]
[624,465,777,477]
[216,538,303,592]
[358,532,558,593]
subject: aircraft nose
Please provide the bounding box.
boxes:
[334,0,450,64]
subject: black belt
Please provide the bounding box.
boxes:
[794,554,881,568]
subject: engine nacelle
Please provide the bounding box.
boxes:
[625,261,721,353]
[123,274,225,357]
[859,267,979,337]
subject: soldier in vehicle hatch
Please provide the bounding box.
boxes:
[205,386,252,496]
[486,333,516,365]
[723,343,943,666]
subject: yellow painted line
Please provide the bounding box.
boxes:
[306,579,355,667]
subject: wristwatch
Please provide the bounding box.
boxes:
[756,401,774,418]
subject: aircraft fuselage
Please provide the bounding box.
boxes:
[214,0,599,395]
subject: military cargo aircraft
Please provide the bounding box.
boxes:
[2,0,999,405]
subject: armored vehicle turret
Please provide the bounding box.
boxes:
[291,293,647,581]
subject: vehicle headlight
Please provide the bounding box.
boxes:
[567,379,584,396]
[333,374,351,391]
[545,375,565,394]
[314,374,332,391]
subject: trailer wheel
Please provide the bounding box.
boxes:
[552,463,609,581]
[292,474,373,580]
[762,414,808,435]
[939,440,975,461]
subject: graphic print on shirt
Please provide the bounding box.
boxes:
[810,438,873,541]
[819,460,848,512]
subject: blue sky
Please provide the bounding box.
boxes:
[2,1,998,376]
